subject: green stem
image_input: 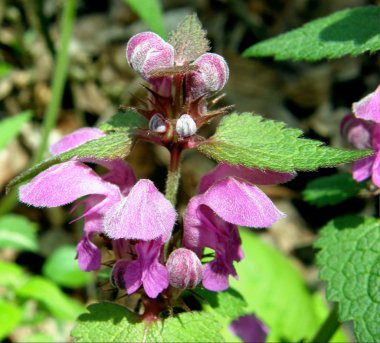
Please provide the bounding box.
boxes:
[165,145,182,206]
[310,303,340,343]
[33,0,76,164]
[0,0,76,215]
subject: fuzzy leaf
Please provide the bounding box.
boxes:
[42,245,91,289]
[123,0,166,38]
[0,300,22,340]
[197,113,372,172]
[243,6,380,61]
[8,132,132,190]
[0,214,38,252]
[71,302,224,342]
[17,276,85,320]
[303,173,365,207]
[99,110,147,132]
[0,111,32,150]
[315,216,380,342]
[168,14,210,63]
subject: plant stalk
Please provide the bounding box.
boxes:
[165,145,182,206]
[310,303,340,343]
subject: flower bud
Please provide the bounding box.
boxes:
[149,113,167,133]
[187,53,229,100]
[110,260,129,289]
[166,248,203,289]
[176,114,197,137]
[126,32,174,80]
[341,114,373,150]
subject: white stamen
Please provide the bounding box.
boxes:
[176,114,197,137]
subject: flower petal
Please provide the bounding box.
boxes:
[199,163,295,193]
[50,128,105,155]
[371,153,380,188]
[203,261,232,292]
[143,262,169,298]
[201,177,284,228]
[125,260,143,295]
[126,32,174,80]
[353,85,380,123]
[76,236,101,272]
[19,161,118,207]
[352,156,374,182]
[104,179,176,241]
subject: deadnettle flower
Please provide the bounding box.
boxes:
[183,163,294,291]
[341,86,380,187]
[19,128,176,284]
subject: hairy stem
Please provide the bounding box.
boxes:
[310,303,340,343]
[165,145,182,205]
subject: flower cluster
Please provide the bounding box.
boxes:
[341,85,380,187]
[19,30,292,310]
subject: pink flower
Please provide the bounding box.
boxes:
[341,112,380,187]
[19,128,176,275]
[353,85,380,123]
[124,239,169,298]
[125,32,229,101]
[183,163,293,291]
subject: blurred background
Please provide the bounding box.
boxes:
[1,0,379,342]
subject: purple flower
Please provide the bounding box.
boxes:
[124,239,169,298]
[183,164,293,291]
[125,32,229,102]
[166,248,203,289]
[353,85,380,123]
[341,113,380,187]
[230,314,269,343]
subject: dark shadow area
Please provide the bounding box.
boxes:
[319,7,380,45]
[77,302,138,325]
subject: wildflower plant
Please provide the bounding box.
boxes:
[8,11,380,343]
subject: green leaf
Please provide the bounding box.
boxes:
[16,276,85,320]
[0,111,32,150]
[0,261,26,289]
[8,131,133,190]
[123,0,166,38]
[42,245,91,288]
[99,110,148,132]
[193,288,247,342]
[315,216,380,342]
[168,14,210,63]
[71,302,224,342]
[0,214,38,252]
[303,173,365,207]
[243,6,380,61]
[0,300,22,340]
[230,229,346,342]
[197,113,371,172]
[194,288,247,320]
